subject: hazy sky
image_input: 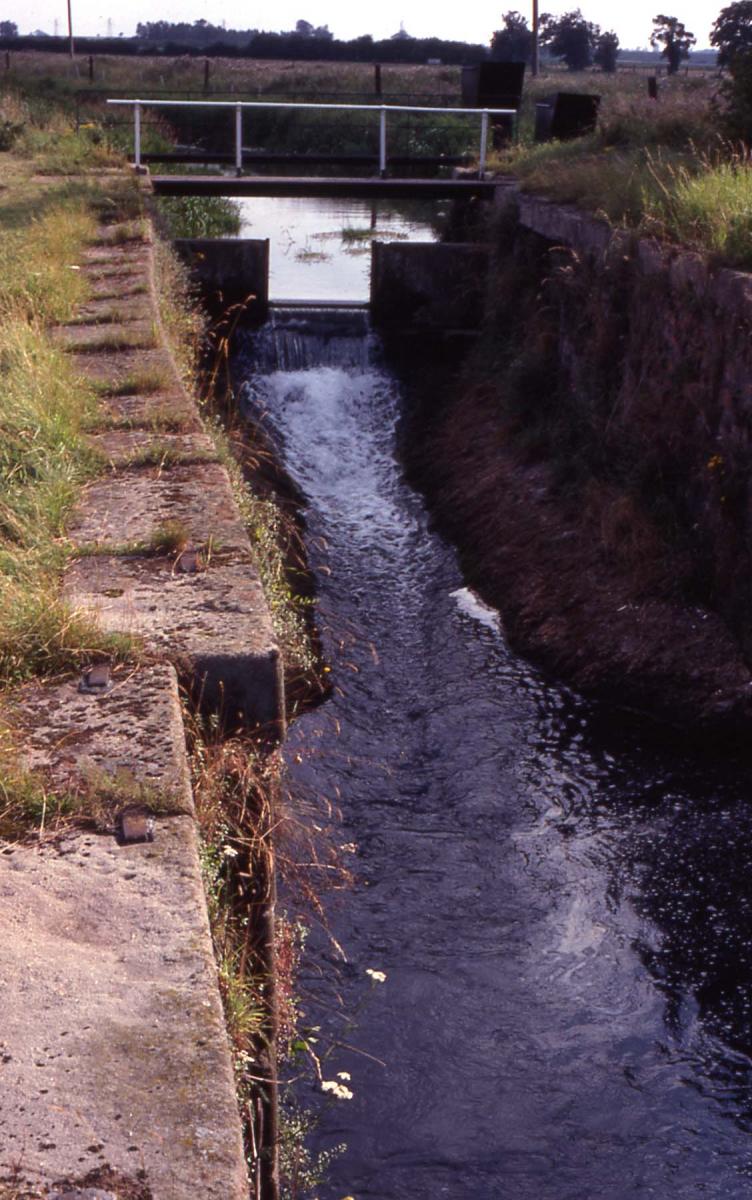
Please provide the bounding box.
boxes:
[5,0,718,49]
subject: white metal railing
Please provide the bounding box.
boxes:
[107,98,517,176]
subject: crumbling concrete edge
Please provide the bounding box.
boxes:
[502,184,752,321]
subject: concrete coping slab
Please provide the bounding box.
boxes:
[70,296,154,325]
[6,663,194,820]
[52,321,157,352]
[84,431,220,471]
[0,816,247,1199]
[516,192,612,257]
[82,243,151,268]
[93,390,203,434]
[69,348,173,388]
[68,460,250,557]
[64,555,282,731]
[82,265,149,288]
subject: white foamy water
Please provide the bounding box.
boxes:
[450,585,502,634]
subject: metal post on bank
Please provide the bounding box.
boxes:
[134,101,141,170]
[379,108,387,178]
[235,103,243,175]
[479,110,489,175]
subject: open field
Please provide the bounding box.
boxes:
[2,52,460,100]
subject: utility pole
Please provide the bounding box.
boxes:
[67,0,75,58]
[532,0,539,75]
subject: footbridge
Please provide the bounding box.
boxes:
[108,97,511,200]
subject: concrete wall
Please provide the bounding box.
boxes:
[175,236,269,320]
[495,186,752,662]
[371,241,491,331]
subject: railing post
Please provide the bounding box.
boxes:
[235,103,243,176]
[379,107,387,178]
[134,101,141,170]
[479,110,489,176]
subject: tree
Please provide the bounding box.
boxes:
[711,1,752,66]
[540,9,600,70]
[490,11,533,62]
[593,29,619,71]
[650,14,696,74]
[719,47,752,138]
[0,20,18,36]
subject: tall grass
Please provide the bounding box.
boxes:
[0,201,90,319]
[0,161,132,684]
[643,153,752,265]
[496,71,752,266]
[156,194,242,239]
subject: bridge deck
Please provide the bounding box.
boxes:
[143,152,472,169]
[151,174,499,200]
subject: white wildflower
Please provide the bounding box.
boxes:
[365,968,386,983]
[336,1071,351,1081]
[322,1079,354,1100]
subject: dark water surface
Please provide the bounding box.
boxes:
[235,310,752,1199]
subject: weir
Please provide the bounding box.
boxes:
[229,300,752,1198]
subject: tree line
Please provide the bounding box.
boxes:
[0,19,488,64]
[491,10,701,73]
[491,5,752,75]
[4,8,752,75]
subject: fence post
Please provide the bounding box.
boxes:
[235,103,243,175]
[88,54,94,82]
[204,57,210,91]
[374,63,382,96]
[134,101,141,170]
[479,110,489,175]
[379,107,387,178]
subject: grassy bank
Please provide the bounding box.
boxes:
[0,75,339,1198]
[0,80,314,706]
[0,159,136,701]
[0,113,153,839]
[492,70,752,268]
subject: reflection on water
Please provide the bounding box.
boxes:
[232,195,444,301]
[234,311,752,1199]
